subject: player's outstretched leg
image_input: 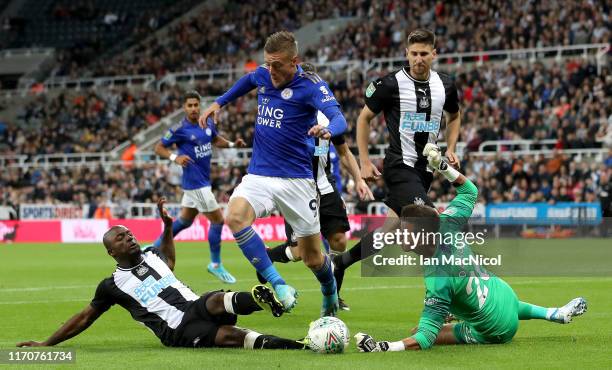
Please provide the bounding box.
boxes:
[299,234,338,316]
[206,221,236,284]
[518,297,587,323]
[215,327,305,349]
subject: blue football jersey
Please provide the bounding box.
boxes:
[242,65,341,178]
[161,117,217,190]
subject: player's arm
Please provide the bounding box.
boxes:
[212,135,246,149]
[334,140,374,201]
[199,72,257,127]
[155,135,193,167]
[308,81,347,139]
[17,304,104,347]
[442,76,461,169]
[355,280,453,352]
[157,197,176,271]
[356,105,382,182]
[444,110,461,169]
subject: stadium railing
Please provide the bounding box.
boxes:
[43,74,157,90]
[5,140,607,169]
[13,43,601,94]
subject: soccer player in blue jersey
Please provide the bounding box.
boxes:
[199,31,347,316]
[154,91,246,284]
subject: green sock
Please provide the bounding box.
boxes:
[518,301,556,321]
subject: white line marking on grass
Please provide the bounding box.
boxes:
[0,285,93,292]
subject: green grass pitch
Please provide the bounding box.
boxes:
[1,241,610,369]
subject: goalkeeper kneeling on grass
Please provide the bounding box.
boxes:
[355,144,587,352]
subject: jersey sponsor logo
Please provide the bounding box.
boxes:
[194,143,212,158]
[134,274,178,305]
[257,105,284,128]
[281,88,293,100]
[400,112,440,132]
[314,144,329,156]
[205,128,212,136]
[365,82,376,98]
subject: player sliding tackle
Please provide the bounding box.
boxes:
[199,32,347,316]
[17,199,305,350]
[355,144,587,352]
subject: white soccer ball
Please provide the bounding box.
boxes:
[306,316,350,354]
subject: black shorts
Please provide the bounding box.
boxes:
[383,165,434,215]
[284,190,350,245]
[172,290,237,348]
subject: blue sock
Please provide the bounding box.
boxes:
[208,223,223,265]
[322,238,330,254]
[234,226,285,287]
[153,217,192,248]
[311,255,336,296]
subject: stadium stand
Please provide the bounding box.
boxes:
[303,0,610,62]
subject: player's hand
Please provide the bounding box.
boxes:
[308,125,331,140]
[174,155,194,167]
[446,150,460,169]
[157,197,173,227]
[356,179,374,201]
[199,102,221,128]
[355,332,388,352]
[360,160,381,183]
[423,143,443,170]
[235,138,247,148]
[16,341,46,347]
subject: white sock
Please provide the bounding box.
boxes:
[545,307,558,320]
[223,292,236,314]
[243,331,262,349]
[285,246,295,262]
[387,341,405,351]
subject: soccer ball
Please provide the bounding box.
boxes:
[306,316,350,354]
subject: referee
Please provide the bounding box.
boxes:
[333,28,461,284]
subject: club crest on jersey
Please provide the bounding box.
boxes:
[136,265,149,276]
[419,97,430,108]
[281,88,293,100]
[205,128,212,136]
[365,82,376,98]
[414,197,425,206]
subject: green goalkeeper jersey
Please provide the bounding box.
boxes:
[411,179,516,348]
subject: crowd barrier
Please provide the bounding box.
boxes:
[0,202,603,243]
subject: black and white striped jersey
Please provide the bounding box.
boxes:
[364,66,459,175]
[313,111,345,195]
[90,248,200,346]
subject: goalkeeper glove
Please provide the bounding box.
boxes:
[354,332,390,352]
[423,143,460,182]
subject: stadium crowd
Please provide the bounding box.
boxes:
[305,0,610,62]
[2,59,609,157]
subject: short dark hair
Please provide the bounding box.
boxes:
[301,62,316,73]
[401,204,440,233]
[407,28,436,47]
[183,90,201,103]
[264,31,298,56]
